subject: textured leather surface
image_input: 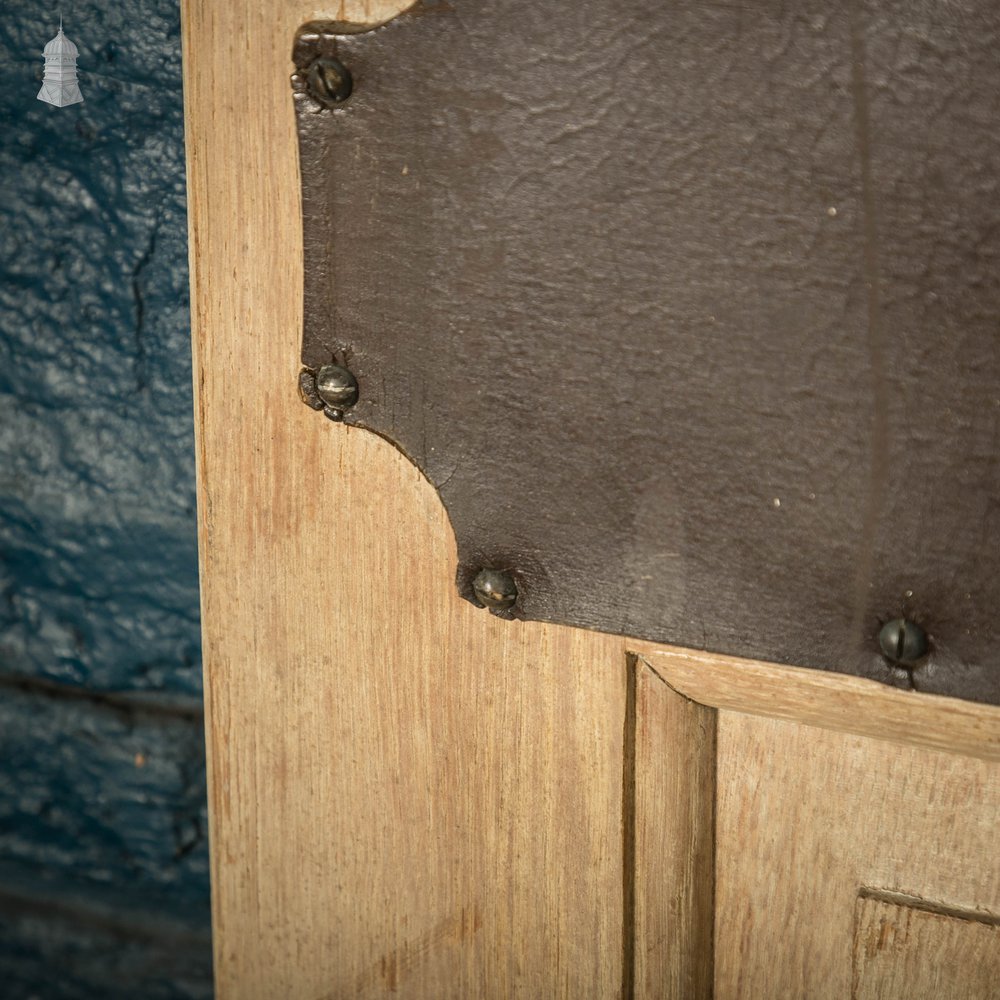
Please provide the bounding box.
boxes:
[294,1,1000,705]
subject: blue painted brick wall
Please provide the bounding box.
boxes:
[0,2,211,996]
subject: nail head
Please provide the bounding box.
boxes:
[878,618,928,665]
[315,362,359,416]
[306,57,353,107]
[472,568,517,612]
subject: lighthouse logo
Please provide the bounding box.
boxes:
[37,19,84,107]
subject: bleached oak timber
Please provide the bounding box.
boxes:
[183,2,631,996]
[853,892,1000,1000]
[181,1,629,995]
[714,712,1000,999]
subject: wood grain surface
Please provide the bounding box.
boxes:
[853,893,1000,1000]
[183,2,629,995]
[715,713,1000,999]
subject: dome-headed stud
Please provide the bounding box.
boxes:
[472,568,518,612]
[306,57,353,106]
[878,618,928,665]
[316,363,358,421]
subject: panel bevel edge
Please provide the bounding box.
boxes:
[634,644,1000,762]
[629,655,716,1000]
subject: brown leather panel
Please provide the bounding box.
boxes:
[293,1,1000,704]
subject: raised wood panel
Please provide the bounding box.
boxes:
[714,712,1000,999]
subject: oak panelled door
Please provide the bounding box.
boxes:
[182,0,1000,996]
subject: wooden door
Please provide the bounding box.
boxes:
[182,1,1000,996]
